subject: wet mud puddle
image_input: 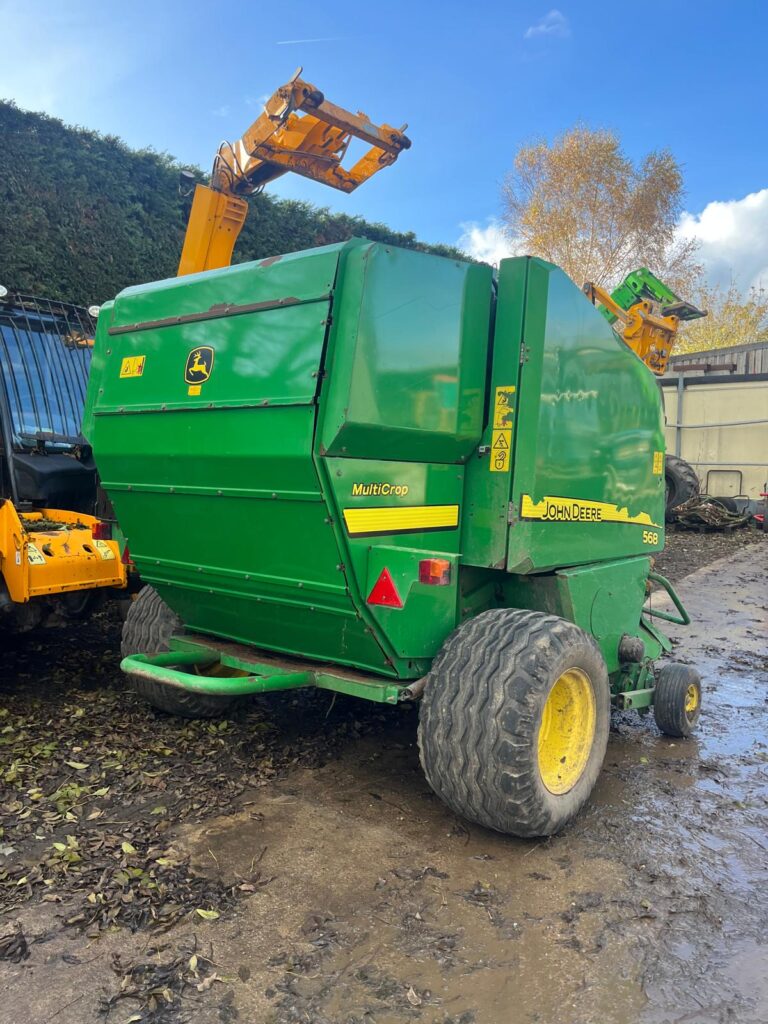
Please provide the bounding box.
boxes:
[175,543,768,1023]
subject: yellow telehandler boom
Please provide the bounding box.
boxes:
[178,69,411,277]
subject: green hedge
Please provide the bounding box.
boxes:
[0,101,463,306]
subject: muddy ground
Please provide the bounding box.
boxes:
[653,522,764,583]
[1,528,766,1024]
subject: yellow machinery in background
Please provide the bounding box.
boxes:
[0,292,126,631]
[583,268,706,377]
[583,269,708,517]
[0,504,124,617]
[177,68,411,277]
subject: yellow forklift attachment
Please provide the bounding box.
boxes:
[213,70,411,196]
[584,282,683,376]
[178,69,411,277]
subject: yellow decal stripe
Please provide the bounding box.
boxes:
[521,494,661,529]
[343,504,459,537]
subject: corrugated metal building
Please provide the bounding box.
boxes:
[667,341,768,377]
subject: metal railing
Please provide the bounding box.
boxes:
[0,292,95,445]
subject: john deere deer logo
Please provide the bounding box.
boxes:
[184,346,214,385]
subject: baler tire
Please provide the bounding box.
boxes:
[653,664,701,738]
[664,455,700,519]
[417,609,610,838]
[121,586,233,719]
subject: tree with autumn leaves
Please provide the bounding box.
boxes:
[501,125,768,352]
[673,281,768,353]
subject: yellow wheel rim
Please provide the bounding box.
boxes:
[537,668,596,795]
[684,683,699,714]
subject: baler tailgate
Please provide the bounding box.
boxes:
[86,243,397,674]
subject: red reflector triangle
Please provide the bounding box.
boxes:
[366,568,403,609]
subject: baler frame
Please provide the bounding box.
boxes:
[120,567,689,712]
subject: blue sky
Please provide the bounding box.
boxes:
[3,0,768,289]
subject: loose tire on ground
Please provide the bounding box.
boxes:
[121,586,233,719]
[709,496,738,514]
[417,609,611,838]
[653,664,701,738]
[664,455,700,519]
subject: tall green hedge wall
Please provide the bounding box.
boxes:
[0,101,463,306]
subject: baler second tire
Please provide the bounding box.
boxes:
[653,664,701,738]
[121,586,233,719]
[417,609,610,838]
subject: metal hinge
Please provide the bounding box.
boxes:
[507,501,517,525]
[520,341,529,364]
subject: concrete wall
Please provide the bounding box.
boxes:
[662,377,768,499]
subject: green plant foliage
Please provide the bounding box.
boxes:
[0,101,462,305]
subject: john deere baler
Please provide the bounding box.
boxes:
[83,240,699,837]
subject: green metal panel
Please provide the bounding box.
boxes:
[363,546,459,659]
[505,259,666,573]
[461,257,528,567]
[501,556,661,673]
[90,248,346,416]
[109,243,342,329]
[85,243,392,675]
[85,240,677,699]
[97,301,328,413]
[318,455,465,675]
[319,243,492,463]
[93,403,388,672]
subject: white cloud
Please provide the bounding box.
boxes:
[213,105,231,118]
[524,10,570,40]
[678,188,768,293]
[457,219,521,266]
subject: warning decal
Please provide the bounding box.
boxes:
[493,385,516,429]
[93,539,116,560]
[521,494,661,528]
[490,430,512,473]
[652,450,664,475]
[120,355,146,378]
[490,385,515,473]
[27,544,46,565]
